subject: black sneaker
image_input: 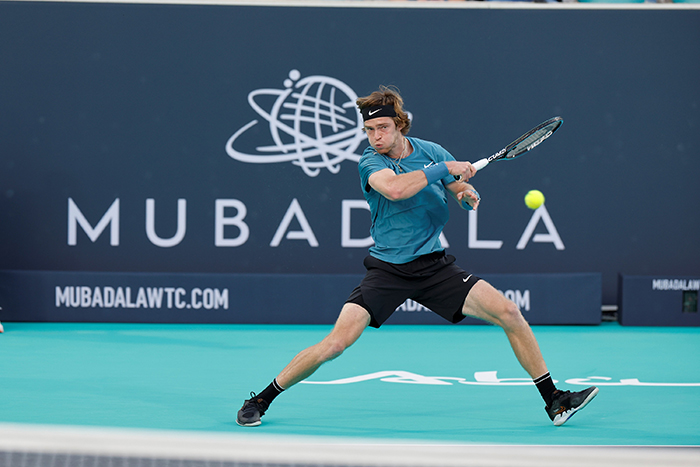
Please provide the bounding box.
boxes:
[236,392,269,427]
[546,386,599,426]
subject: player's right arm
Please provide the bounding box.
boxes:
[368,162,475,202]
[368,168,430,201]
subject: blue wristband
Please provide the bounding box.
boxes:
[423,162,450,185]
[461,189,480,210]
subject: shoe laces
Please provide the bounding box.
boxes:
[548,390,571,411]
[245,392,269,412]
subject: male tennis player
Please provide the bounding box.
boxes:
[237,86,598,427]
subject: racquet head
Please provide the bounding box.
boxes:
[460,116,564,177]
[501,116,563,161]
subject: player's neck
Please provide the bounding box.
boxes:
[388,136,410,160]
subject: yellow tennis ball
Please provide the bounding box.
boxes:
[525,190,545,210]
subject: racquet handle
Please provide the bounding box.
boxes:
[473,158,489,171]
[455,158,489,181]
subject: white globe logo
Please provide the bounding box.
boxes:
[226,70,366,177]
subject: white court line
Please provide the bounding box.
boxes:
[0,422,699,467]
[4,0,700,11]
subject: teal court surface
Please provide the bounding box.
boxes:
[1,322,699,465]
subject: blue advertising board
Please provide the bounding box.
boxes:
[0,1,698,323]
[618,275,700,326]
[0,270,601,325]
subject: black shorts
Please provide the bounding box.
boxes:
[346,251,481,328]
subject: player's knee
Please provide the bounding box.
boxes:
[497,300,526,330]
[322,339,347,361]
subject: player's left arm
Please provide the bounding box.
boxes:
[446,180,480,211]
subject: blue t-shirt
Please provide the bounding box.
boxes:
[358,137,457,264]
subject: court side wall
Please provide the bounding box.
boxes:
[0,2,698,323]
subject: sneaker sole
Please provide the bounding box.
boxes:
[236,418,261,427]
[553,386,599,426]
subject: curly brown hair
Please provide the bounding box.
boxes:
[356,85,411,135]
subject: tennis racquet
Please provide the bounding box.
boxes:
[457,117,563,179]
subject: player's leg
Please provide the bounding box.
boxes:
[461,280,598,426]
[236,303,371,427]
[462,280,547,378]
[276,303,371,388]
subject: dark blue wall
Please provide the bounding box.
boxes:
[1,2,698,308]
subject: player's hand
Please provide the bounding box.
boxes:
[446,161,476,182]
[457,188,480,210]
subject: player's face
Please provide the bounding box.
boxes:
[363,117,403,156]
